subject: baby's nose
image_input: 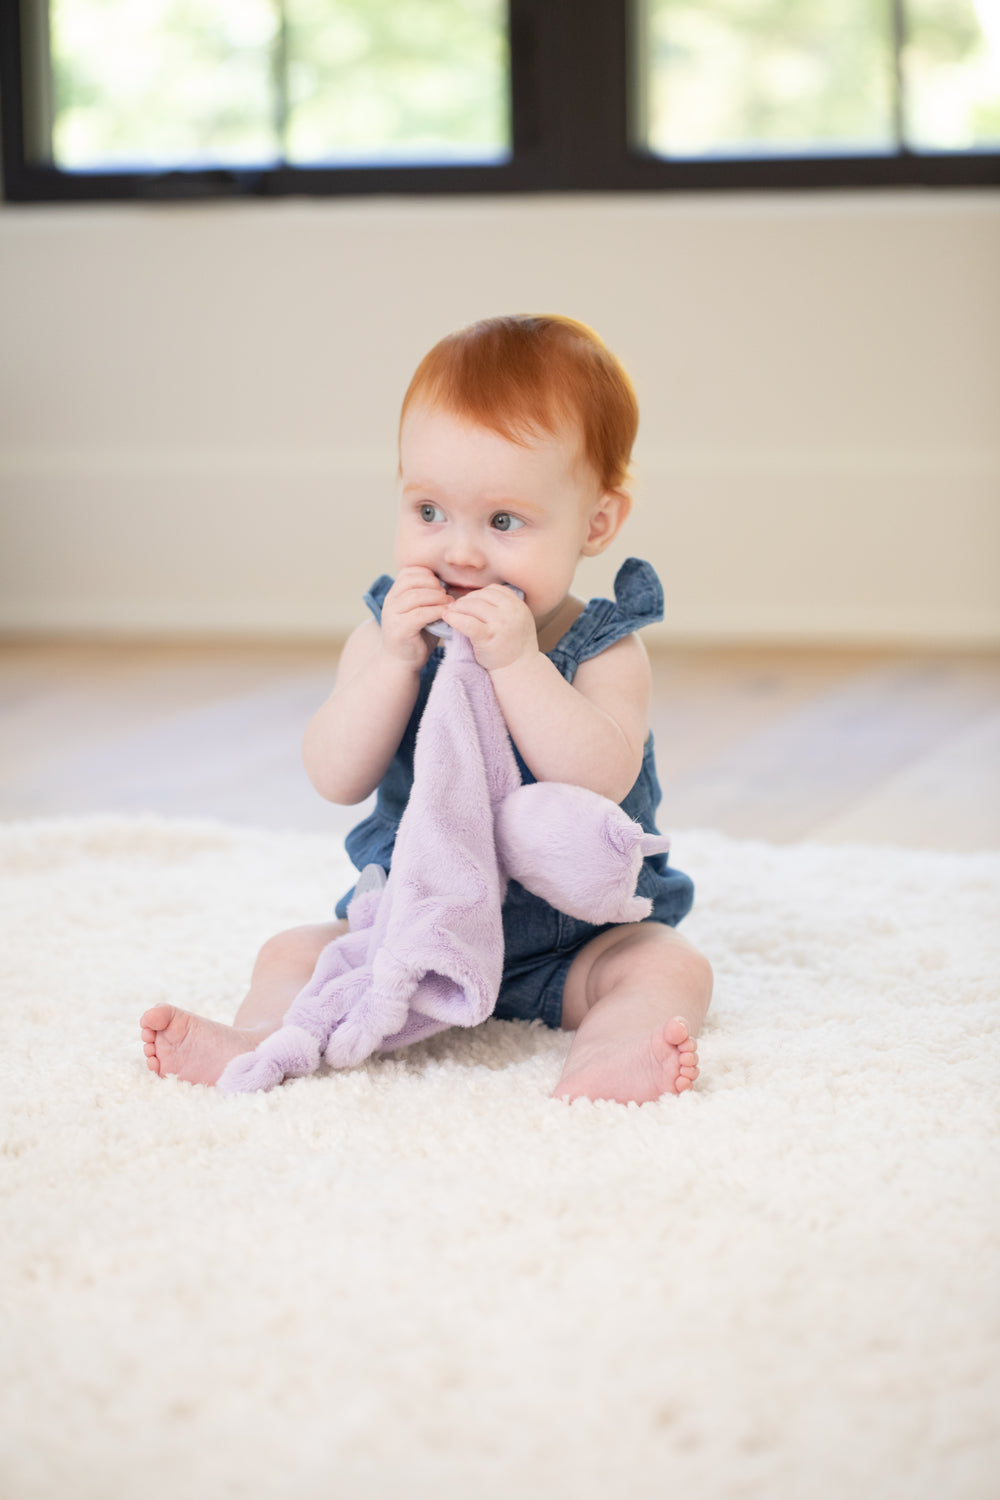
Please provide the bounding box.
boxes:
[443,529,487,568]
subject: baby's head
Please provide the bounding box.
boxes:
[400,314,638,493]
[396,316,638,628]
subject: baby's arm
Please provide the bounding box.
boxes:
[492,636,650,803]
[302,566,448,805]
[443,586,650,804]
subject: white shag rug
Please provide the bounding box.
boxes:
[1,817,998,1500]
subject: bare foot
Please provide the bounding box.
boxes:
[553,1016,700,1105]
[140,1004,263,1086]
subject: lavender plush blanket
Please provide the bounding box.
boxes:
[218,631,667,1093]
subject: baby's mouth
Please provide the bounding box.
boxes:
[436,579,525,603]
[427,578,525,640]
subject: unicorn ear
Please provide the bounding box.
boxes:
[494,782,669,925]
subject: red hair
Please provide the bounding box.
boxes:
[400,314,638,491]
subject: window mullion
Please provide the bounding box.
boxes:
[890,0,908,153]
[544,0,630,188]
[272,0,290,165]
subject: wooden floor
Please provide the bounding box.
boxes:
[1,638,998,852]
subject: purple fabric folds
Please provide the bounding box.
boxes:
[218,631,669,1094]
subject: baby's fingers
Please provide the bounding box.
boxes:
[442,594,536,671]
[387,569,446,607]
[384,579,449,625]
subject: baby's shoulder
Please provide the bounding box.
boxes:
[550,560,663,671]
[573,628,650,694]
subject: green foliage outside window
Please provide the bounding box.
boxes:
[48,0,510,170]
[905,0,1000,145]
[40,0,1000,173]
[640,0,1000,156]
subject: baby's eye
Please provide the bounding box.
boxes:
[419,503,445,524]
[491,512,524,533]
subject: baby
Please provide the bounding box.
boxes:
[141,314,713,1103]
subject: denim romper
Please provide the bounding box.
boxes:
[335,557,694,1030]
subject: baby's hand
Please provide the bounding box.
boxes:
[380,567,452,668]
[442,584,537,672]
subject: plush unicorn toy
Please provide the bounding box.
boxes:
[218,629,669,1094]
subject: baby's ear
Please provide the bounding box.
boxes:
[582,488,632,557]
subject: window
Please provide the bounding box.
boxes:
[637,0,1000,160]
[3,0,998,201]
[34,0,510,171]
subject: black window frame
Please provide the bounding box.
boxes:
[2,0,999,202]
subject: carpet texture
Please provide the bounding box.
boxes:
[1,816,998,1500]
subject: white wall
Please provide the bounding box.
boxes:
[1,190,998,644]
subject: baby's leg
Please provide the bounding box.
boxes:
[140,920,346,1085]
[554,923,713,1105]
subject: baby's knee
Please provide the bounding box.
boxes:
[253,922,345,981]
[660,931,713,1002]
[685,944,714,1003]
[592,923,712,999]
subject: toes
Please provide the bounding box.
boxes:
[141,1013,167,1075]
[664,1017,689,1047]
[675,1060,700,1092]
